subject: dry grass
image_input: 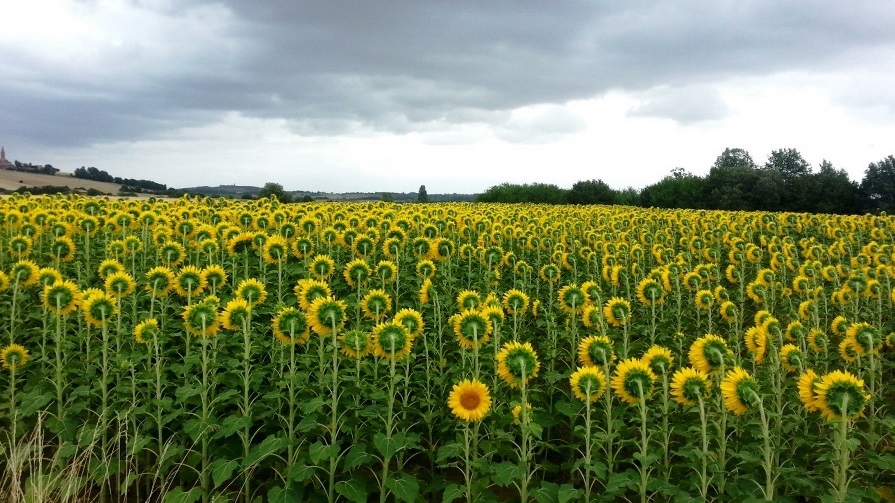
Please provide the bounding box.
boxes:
[0,170,121,194]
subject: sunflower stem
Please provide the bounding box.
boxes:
[834,395,851,502]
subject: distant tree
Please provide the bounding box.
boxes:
[764,148,811,180]
[713,147,757,170]
[300,195,315,203]
[763,148,812,211]
[477,183,568,204]
[614,187,640,206]
[810,160,858,214]
[639,168,706,209]
[417,185,429,203]
[258,182,292,202]
[381,192,394,202]
[860,155,895,213]
[567,179,616,205]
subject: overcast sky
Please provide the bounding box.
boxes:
[2,1,895,193]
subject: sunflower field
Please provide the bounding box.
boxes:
[0,193,893,503]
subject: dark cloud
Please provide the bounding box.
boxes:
[2,1,895,147]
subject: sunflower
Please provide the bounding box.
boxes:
[133,318,159,344]
[262,235,288,264]
[578,305,602,329]
[372,321,413,360]
[200,265,228,293]
[0,271,8,292]
[8,235,32,257]
[415,259,436,279]
[226,232,255,256]
[512,403,533,425]
[42,280,80,315]
[611,358,656,404]
[725,264,740,284]
[838,338,860,363]
[52,236,77,262]
[81,290,117,327]
[144,266,175,296]
[308,297,348,336]
[755,268,775,287]
[394,308,424,340]
[635,277,665,306]
[745,282,766,305]
[539,263,561,284]
[694,290,714,311]
[305,254,334,281]
[797,369,821,413]
[502,289,530,315]
[808,329,827,353]
[813,370,870,420]
[603,297,631,328]
[361,289,392,321]
[37,267,63,288]
[688,334,732,374]
[496,341,540,388]
[718,301,737,323]
[720,367,759,415]
[174,266,206,298]
[453,309,492,349]
[419,277,433,305]
[779,344,803,373]
[578,335,615,367]
[9,260,40,287]
[642,345,673,375]
[670,367,711,407]
[456,290,481,310]
[570,366,607,402]
[830,316,849,337]
[159,241,186,267]
[220,298,251,331]
[105,271,136,299]
[272,307,310,344]
[448,379,492,422]
[235,278,268,307]
[744,326,768,364]
[182,301,219,337]
[845,322,881,355]
[295,279,331,311]
[291,237,315,259]
[0,344,29,370]
[372,260,397,284]
[786,321,807,343]
[343,259,371,287]
[480,305,505,329]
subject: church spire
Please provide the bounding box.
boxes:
[1,147,5,161]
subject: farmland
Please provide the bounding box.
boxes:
[0,193,892,502]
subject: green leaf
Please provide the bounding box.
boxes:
[267,486,303,503]
[335,477,369,503]
[290,464,316,483]
[374,432,404,459]
[386,473,419,503]
[343,443,371,470]
[437,442,462,463]
[243,435,288,468]
[209,458,239,488]
[214,415,251,440]
[19,389,52,416]
[301,396,326,414]
[492,462,519,487]
[162,486,203,503]
[175,385,202,402]
[554,400,579,418]
[442,483,464,503]
[309,441,339,466]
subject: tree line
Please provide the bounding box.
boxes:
[74,166,168,193]
[478,148,895,215]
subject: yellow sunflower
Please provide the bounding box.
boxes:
[448,379,491,422]
[578,335,615,367]
[570,366,607,402]
[372,321,413,360]
[496,341,540,388]
[0,344,29,369]
[235,278,268,307]
[361,289,392,321]
[42,280,80,315]
[813,370,870,420]
[779,344,803,373]
[670,367,711,407]
[603,297,631,328]
[273,307,311,345]
[453,309,492,349]
[720,366,758,415]
[502,289,530,315]
[611,358,656,405]
[81,290,117,327]
[308,297,348,336]
[133,318,159,344]
[642,345,674,375]
[145,266,175,296]
[797,369,821,413]
[688,334,732,374]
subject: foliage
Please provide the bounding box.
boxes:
[258,182,293,203]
